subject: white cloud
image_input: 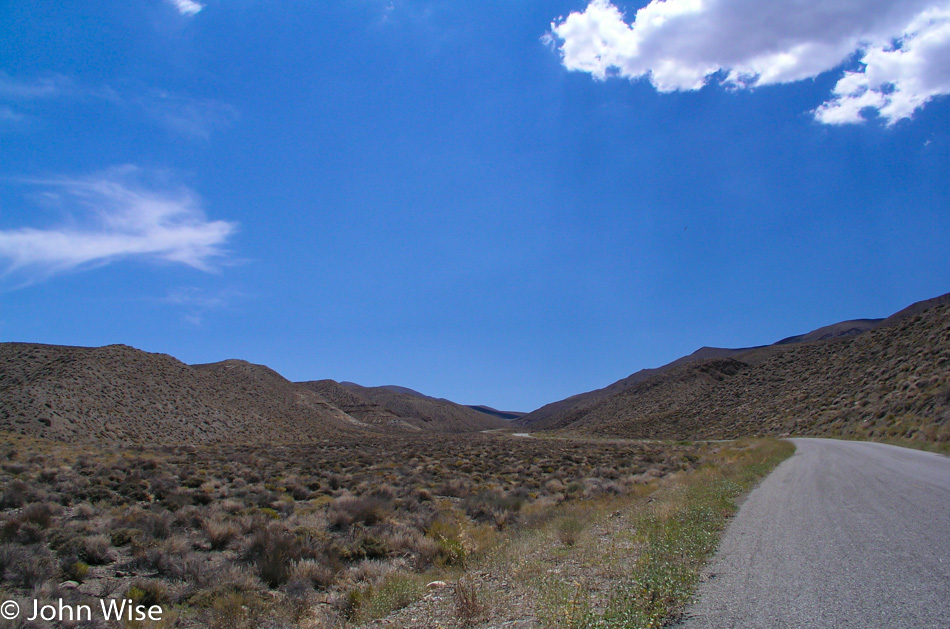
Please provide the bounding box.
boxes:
[163,287,243,325]
[0,106,26,123]
[548,0,950,124]
[0,72,235,138]
[0,73,75,100]
[169,0,205,17]
[135,90,238,139]
[0,167,236,281]
[816,7,950,125]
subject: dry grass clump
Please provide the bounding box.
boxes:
[0,430,702,627]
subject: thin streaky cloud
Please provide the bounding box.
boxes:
[0,73,234,139]
[0,106,26,123]
[163,287,245,325]
[169,0,204,17]
[135,90,238,139]
[0,73,75,100]
[547,0,950,125]
[0,167,237,283]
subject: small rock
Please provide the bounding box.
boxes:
[60,581,80,589]
[426,580,448,589]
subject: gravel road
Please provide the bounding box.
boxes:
[676,438,950,629]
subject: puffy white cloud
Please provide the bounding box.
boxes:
[547,0,950,124]
[816,7,950,125]
[169,0,204,17]
[0,167,236,281]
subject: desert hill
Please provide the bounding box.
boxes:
[516,300,940,429]
[0,343,511,445]
[465,405,526,421]
[297,379,422,431]
[338,381,511,433]
[524,298,950,444]
[0,345,361,445]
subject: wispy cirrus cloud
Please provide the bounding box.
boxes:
[0,167,237,283]
[168,0,205,17]
[0,73,77,100]
[163,286,244,325]
[0,72,234,138]
[546,0,950,125]
[134,90,238,139]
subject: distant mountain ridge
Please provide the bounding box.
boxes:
[0,345,359,445]
[3,292,947,447]
[516,301,939,428]
[0,347,508,445]
[336,382,510,433]
[517,293,950,446]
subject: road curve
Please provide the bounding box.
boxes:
[676,438,950,629]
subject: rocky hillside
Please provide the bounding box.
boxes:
[532,300,950,445]
[0,345,362,445]
[338,382,511,433]
[297,379,423,431]
[518,294,947,430]
[0,344,511,445]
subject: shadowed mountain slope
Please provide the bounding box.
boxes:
[338,382,510,433]
[529,299,950,444]
[465,405,526,421]
[517,296,947,429]
[0,345,361,445]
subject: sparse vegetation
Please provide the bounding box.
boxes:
[0,430,703,628]
[357,438,793,628]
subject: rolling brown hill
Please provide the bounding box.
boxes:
[516,296,948,429]
[338,381,511,433]
[0,344,363,445]
[526,298,950,445]
[297,379,423,431]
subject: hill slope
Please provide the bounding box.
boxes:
[297,379,422,431]
[534,300,950,444]
[0,345,362,445]
[338,382,511,433]
[517,299,940,429]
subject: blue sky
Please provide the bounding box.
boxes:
[2,0,949,411]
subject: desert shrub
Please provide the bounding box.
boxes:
[426,514,468,567]
[435,479,469,498]
[462,490,524,529]
[73,502,96,520]
[556,517,584,547]
[241,524,308,588]
[20,502,58,528]
[203,591,267,629]
[327,496,391,529]
[82,534,115,565]
[131,536,191,577]
[0,479,29,508]
[112,507,172,540]
[1,544,58,589]
[357,573,424,621]
[127,579,170,607]
[110,527,144,547]
[454,578,484,627]
[203,518,239,550]
[0,517,20,542]
[289,558,335,589]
